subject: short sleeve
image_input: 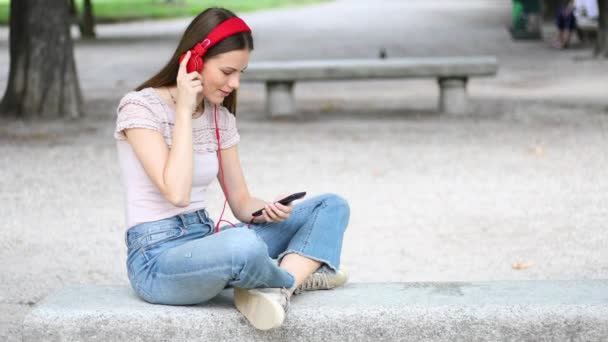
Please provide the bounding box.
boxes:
[192,104,240,153]
[114,92,165,141]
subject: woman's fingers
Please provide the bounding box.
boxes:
[274,202,292,216]
[185,74,203,93]
[264,204,278,221]
[262,208,272,222]
[177,54,201,85]
[259,198,294,223]
[178,51,190,76]
[270,203,286,220]
[264,203,289,222]
[174,51,204,113]
[185,71,202,81]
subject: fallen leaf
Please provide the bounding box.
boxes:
[528,145,544,156]
[320,102,336,112]
[371,169,384,177]
[512,261,534,270]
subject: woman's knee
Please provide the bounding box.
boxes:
[312,193,350,233]
[223,228,269,262]
[319,193,350,217]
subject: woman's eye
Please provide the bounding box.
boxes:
[222,71,231,75]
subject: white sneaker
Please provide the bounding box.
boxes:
[233,287,291,330]
[294,268,348,295]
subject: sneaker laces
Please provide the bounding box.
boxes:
[296,272,330,294]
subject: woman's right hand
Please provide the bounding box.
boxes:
[175,51,204,115]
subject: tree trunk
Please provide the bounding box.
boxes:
[68,0,77,21]
[1,0,83,119]
[596,0,608,57]
[80,0,96,40]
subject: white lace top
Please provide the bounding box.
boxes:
[114,87,240,229]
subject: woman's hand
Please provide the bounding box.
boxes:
[257,194,294,223]
[176,51,204,114]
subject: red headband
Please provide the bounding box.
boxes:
[180,17,252,73]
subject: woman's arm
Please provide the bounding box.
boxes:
[216,145,267,222]
[124,52,203,207]
[124,109,193,207]
[218,145,293,223]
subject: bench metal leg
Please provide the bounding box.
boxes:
[438,78,468,115]
[266,81,295,118]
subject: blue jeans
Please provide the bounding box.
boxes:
[125,193,350,305]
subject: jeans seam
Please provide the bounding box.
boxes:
[141,226,186,261]
[154,263,232,279]
[299,199,326,249]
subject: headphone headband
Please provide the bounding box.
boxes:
[180,16,251,73]
[192,17,251,56]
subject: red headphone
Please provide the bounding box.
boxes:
[178,17,251,73]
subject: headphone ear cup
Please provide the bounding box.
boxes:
[187,56,196,73]
[191,54,203,73]
[179,51,204,73]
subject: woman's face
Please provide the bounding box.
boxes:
[201,49,250,105]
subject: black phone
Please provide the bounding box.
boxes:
[251,192,306,217]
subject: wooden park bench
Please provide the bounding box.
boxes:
[242,56,498,118]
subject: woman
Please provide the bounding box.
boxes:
[114,7,350,330]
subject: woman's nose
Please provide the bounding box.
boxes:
[228,74,240,90]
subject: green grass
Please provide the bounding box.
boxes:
[0,0,328,25]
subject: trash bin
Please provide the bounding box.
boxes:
[510,0,543,39]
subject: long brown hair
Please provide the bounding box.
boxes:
[135,7,254,115]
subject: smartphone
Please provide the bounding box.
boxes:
[251,192,306,217]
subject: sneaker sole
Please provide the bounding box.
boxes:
[333,269,349,288]
[234,288,285,330]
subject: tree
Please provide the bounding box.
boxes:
[80,0,97,39]
[1,0,83,118]
[68,0,96,40]
[596,0,608,57]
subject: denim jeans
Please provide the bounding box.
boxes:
[125,193,350,305]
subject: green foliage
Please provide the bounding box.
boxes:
[0,2,7,24]
[0,0,328,25]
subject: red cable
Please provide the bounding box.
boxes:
[213,104,253,232]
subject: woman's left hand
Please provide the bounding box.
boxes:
[259,194,293,223]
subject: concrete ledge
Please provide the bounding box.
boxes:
[23,281,608,342]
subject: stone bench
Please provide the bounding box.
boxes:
[22,280,608,341]
[241,57,498,117]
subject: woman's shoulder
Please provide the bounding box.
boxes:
[118,87,164,112]
[114,87,170,141]
[192,100,240,152]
